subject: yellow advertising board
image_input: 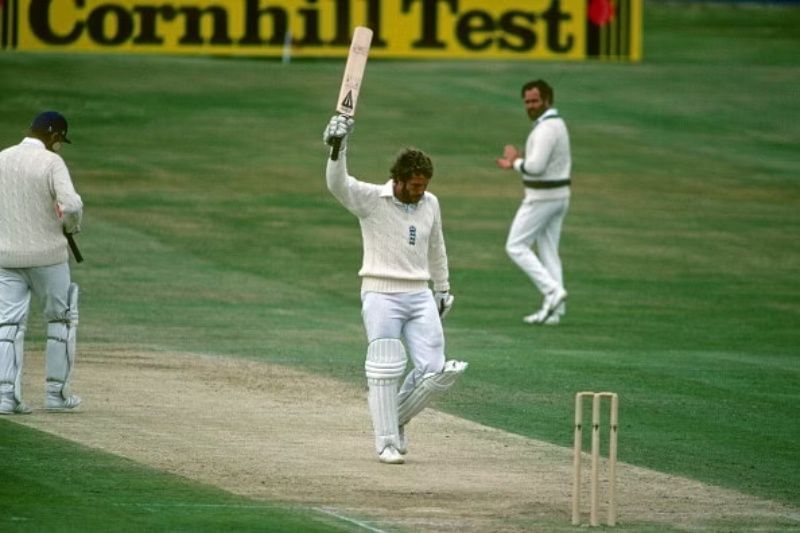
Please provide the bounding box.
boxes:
[1,0,641,61]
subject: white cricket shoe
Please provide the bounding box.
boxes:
[541,286,567,319]
[378,446,405,465]
[523,309,547,324]
[0,394,32,415]
[44,393,82,411]
[523,310,560,325]
[543,314,560,325]
[523,287,566,324]
[443,360,468,374]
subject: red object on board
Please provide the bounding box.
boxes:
[588,0,616,26]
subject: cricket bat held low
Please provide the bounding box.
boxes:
[65,231,83,263]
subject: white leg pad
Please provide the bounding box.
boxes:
[46,283,78,399]
[398,360,468,427]
[364,338,407,454]
[14,325,25,403]
[0,323,21,399]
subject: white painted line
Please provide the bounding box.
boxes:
[114,503,280,509]
[313,506,388,533]
[109,502,391,531]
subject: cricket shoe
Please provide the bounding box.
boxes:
[44,393,82,411]
[378,445,405,465]
[523,309,546,324]
[523,310,560,325]
[0,394,32,415]
[543,286,568,319]
[443,360,468,374]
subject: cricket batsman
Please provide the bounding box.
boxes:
[323,114,468,464]
[0,111,83,414]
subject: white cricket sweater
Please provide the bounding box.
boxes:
[0,138,83,268]
[326,150,450,293]
[513,108,572,201]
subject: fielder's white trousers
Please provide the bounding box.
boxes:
[361,290,444,400]
[505,197,569,296]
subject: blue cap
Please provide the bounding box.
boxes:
[30,111,71,144]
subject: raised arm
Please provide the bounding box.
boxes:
[323,114,377,218]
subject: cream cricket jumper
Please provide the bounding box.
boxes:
[326,150,450,294]
[513,108,572,201]
[0,138,83,268]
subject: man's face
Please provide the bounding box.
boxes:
[394,173,430,204]
[523,87,550,121]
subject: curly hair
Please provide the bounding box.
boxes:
[390,148,433,182]
[520,79,554,104]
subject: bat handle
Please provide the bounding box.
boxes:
[329,137,342,161]
[65,232,84,263]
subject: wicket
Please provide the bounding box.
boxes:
[571,391,619,527]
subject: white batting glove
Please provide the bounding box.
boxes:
[434,291,454,320]
[323,114,354,146]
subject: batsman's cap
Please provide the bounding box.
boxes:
[30,111,71,143]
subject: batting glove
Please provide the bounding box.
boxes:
[434,291,454,320]
[323,114,354,146]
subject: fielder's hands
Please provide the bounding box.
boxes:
[323,114,354,147]
[496,144,520,169]
[434,291,454,320]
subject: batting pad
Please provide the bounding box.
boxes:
[14,325,25,403]
[46,283,79,399]
[398,360,468,427]
[0,323,20,398]
[365,338,407,453]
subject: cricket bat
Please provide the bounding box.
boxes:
[64,230,83,263]
[329,26,373,161]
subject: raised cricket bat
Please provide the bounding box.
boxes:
[329,26,373,161]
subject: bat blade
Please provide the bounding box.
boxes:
[330,26,373,161]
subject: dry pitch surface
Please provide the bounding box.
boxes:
[10,346,799,532]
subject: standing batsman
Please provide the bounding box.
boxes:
[496,79,571,325]
[323,114,467,464]
[0,111,83,414]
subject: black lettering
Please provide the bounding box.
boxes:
[542,0,573,52]
[365,0,386,47]
[403,0,458,49]
[298,0,322,46]
[178,7,232,45]
[87,5,132,46]
[331,0,350,45]
[133,6,177,45]
[26,0,576,57]
[29,0,82,44]
[455,10,493,51]
[240,0,287,45]
[498,11,536,51]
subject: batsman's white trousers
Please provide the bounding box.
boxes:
[506,197,569,296]
[361,290,445,399]
[0,263,72,389]
[0,264,71,325]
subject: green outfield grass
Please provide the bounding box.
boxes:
[1,1,799,530]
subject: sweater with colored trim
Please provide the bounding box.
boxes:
[512,108,572,201]
[326,150,449,293]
